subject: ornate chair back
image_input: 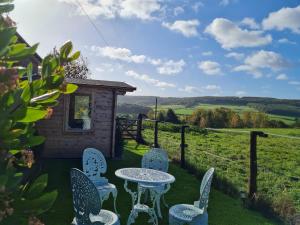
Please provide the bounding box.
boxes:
[141,148,169,172]
[70,168,103,225]
[83,148,108,184]
[196,168,214,211]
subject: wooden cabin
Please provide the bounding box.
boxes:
[15,29,136,158]
[36,78,136,158]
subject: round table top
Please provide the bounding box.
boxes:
[115,168,175,185]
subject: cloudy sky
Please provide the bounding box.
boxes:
[11,0,300,98]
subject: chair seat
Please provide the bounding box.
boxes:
[169,204,204,222]
[72,209,120,225]
[96,183,116,191]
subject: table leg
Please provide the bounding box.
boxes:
[124,180,137,208]
[150,184,171,219]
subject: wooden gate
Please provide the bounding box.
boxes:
[116,115,146,144]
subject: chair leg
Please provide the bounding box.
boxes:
[127,209,138,225]
[148,208,158,225]
[155,195,162,219]
[162,194,169,208]
[144,188,149,203]
[111,188,119,215]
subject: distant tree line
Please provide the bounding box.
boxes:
[148,108,291,128]
[188,108,289,128]
[148,108,180,124]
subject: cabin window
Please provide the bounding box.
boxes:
[67,94,92,130]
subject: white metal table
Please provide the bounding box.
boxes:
[115,168,175,225]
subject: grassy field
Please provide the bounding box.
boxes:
[153,104,296,125]
[142,127,300,220]
[40,141,280,225]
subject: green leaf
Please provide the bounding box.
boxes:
[27,62,33,82]
[6,43,38,61]
[6,172,23,191]
[26,135,45,147]
[60,41,73,59]
[25,174,48,199]
[46,75,64,89]
[21,84,31,103]
[62,83,78,94]
[8,149,22,155]
[14,190,58,216]
[0,3,14,13]
[69,51,80,61]
[0,27,16,56]
[16,107,48,123]
[7,43,27,55]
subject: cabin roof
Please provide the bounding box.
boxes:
[66,78,136,92]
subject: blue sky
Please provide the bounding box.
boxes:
[11,0,300,99]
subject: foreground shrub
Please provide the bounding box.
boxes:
[0,1,79,224]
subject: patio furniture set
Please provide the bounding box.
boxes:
[70,147,214,225]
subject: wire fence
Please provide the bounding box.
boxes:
[141,120,300,221]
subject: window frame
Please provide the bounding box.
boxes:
[64,92,95,133]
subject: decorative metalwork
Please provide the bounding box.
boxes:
[83,148,118,214]
[115,167,175,225]
[70,168,120,225]
[169,168,214,225]
[141,148,169,172]
[140,148,170,218]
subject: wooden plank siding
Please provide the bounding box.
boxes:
[36,85,117,158]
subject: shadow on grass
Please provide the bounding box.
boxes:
[40,141,281,225]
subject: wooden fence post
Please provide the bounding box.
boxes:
[136,114,146,144]
[180,125,189,168]
[154,120,159,148]
[249,131,268,202]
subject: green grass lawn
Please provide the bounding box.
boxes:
[143,127,300,219]
[40,141,280,225]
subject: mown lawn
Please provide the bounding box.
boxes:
[40,141,280,225]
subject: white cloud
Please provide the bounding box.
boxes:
[157,59,186,75]
[202,51,213,56]
[173,6,184,16]
[244,50,287,70]
[92,46,185,75]
[233,64,262,78]
[205,84,221,91]
[198,60,222,75]
[179,84,221,93]
[95,63,120,73]
[147,58,162,66]
[219,0,238,6]
[233,50,288,78]
[262,5,300,34]
[235,91,246,97]
[225,52,245,61]
[179,85,201,93]
[91,46,146,63]
[192,2,204,12]
[278,38,296,45]
[205,18,272,49]
[276,73,288,80]
[162,20,200,37]
[240,17,260,30]
[288,81,300,85]
[59,0,161,20]
[126,70,176,88]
